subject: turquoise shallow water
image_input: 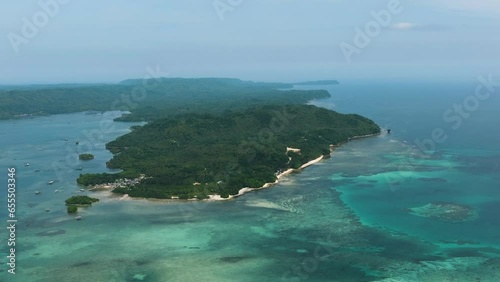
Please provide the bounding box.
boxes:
[1,80,500,281]
[307,80,500,249]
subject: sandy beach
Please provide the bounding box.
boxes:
[207,154,325,201]
[206,132,381,201]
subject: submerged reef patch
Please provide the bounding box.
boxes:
[36,229,66,236]
[408,202,478,222]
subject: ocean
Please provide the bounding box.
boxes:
[1,79,499,281]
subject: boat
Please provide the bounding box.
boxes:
[47,180,54,185]
[35,191,41,195]
[54,189,59,193]
[75,216,82,220]
[25,162,30,167]
[75,167,83,171]
[80,189,85,192]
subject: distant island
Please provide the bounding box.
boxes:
[294,80,340,86]
[79,153,95,160]
[0,78,330,121]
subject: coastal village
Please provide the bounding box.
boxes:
[88,174,147,191]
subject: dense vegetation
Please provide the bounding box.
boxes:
[67,206,78,214]
[79,153,94,160]
[65,195,100,205]
[78,105,380,199]
[0,78,330,121]
[2,77,379,200]
[65,195,100,213]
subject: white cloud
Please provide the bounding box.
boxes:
[391,22,417,30]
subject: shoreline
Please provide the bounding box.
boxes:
[207,131,381,201]
[349,132,381,140]
[91,131,381,203]
[207,156,325,202]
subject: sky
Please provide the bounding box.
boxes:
[0,0,499,84]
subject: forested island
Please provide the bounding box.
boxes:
[79,153,95,160]
[78,104,380,199]
[65,195,100,213]
[1,77,380,199]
